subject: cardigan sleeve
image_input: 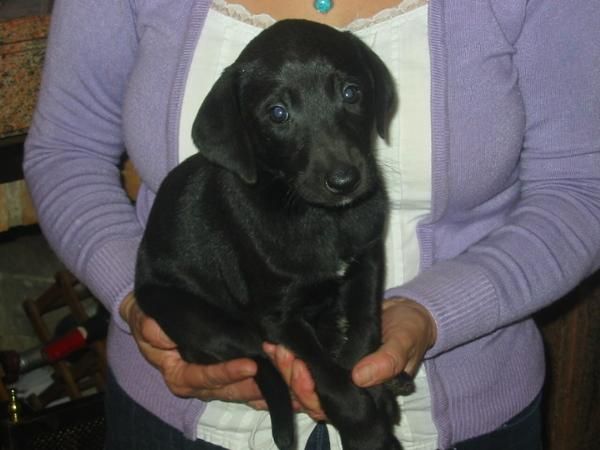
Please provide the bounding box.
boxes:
[387,0,600,357]
[23,0,142,329]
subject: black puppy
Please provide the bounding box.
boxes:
[136,19,402,450]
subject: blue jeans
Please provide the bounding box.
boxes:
[449,393,543,450]
[104,372,541,450]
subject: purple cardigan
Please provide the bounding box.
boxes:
[24,0,600,448]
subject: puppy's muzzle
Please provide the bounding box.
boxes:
[325,164,361,195]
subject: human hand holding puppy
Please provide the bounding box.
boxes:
[263,298,437,421]
[120,293,262,403]
[121,293,436,420]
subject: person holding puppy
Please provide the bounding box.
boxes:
[24,0,600,449]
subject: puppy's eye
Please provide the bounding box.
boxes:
[269,105,289,123]
[342,84,361,104]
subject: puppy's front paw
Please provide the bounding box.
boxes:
[386,371,415,396]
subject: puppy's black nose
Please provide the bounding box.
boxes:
[325,165,361,195]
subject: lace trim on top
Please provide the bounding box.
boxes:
[211,0,429,31]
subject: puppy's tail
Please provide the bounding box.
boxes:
[254,356,295,450]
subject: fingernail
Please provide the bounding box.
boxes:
[354,365,374,386]
[263,342,276,353]
[241,366,255,377]
[240,360,258,377]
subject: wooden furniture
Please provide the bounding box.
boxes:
[537,271,600,450]
[20,271,107,410]
[0,378,8,403]
[0,270,108,449]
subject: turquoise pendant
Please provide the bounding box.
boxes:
[314,0,333,14]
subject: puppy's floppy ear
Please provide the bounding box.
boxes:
[191,67,257,184]
[353,37,397,140]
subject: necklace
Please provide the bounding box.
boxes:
[314,0,334,14]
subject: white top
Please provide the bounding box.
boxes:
[179,1,436,449]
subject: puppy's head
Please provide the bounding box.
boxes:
[192,19,396,208]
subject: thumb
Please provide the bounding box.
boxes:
[352,340,407,387]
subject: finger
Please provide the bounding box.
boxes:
[267,346,327,420]
[352,340,408,387]
[263,344,309,412]
[291,360,327,422]
[291,398,303,412]
[139,316,177,349]
[248,395,303,412]
[262,342,277,357]
[403,355,423,378]
[137,340,180,370]
[187,358,257,390]
[200,377,264,403]
[161,357,261,401]
[125,299,176,350]
[247,399,269,410]
[272,345,295,385]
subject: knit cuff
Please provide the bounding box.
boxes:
[385,259,499,357]
[84,237,141,333]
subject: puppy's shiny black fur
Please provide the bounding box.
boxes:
[135,19,402,450]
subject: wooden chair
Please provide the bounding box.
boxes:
[20,271,107,410]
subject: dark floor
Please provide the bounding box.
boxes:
[0,226,64,352]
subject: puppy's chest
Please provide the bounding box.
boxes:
[223,187,386,302]
[265,228,359,281]
[235,224,355,300]
[248,239,353,289]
